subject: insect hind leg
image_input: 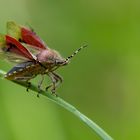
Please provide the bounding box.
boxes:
[14,76,32,92]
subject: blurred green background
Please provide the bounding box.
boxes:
[0,0,140,139]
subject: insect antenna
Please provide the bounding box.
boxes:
[65,44,87,62]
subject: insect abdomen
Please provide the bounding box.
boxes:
[5,61,44,81]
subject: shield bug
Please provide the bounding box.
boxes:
[0,21,87,96]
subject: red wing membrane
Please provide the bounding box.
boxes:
[21,27,47,50]
[6,35,34,60]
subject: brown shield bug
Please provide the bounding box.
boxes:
[0,21,87,96]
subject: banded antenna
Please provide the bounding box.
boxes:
[65,44,87,62]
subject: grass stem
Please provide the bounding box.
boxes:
[0,69,113,140]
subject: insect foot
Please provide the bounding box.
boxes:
[36,91,40,98]
[45,85,57,96]
[51,80,58,96]
[26,82,31,92]
[51,91,58,97]
[37,93,40,98]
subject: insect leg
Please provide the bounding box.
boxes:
[37,75,44,97]
[51,72,63,83]
[14,76,33,92]
[46,72,63,95]
[46,72,57,95]
[51,72,63,90]
[46,84,52,91]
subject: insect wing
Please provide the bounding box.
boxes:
[0,51,29,64]
[0,35,28,63]
[0,34,6,48]
[6,35,35,60]
[21,27,47,50]
[21,43,41,56]
[7,21,21,40]
[6,21,47,50]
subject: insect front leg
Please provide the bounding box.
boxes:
[37,75,44,97]
[46,72,63,95]
[52,72,63,83]
[51,72,63,89]
[46,72,58,95]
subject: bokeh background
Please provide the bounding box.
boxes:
[0,0,140,139]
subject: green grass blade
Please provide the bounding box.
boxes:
[0,69,113,140]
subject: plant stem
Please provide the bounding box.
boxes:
[0,69,113,140]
